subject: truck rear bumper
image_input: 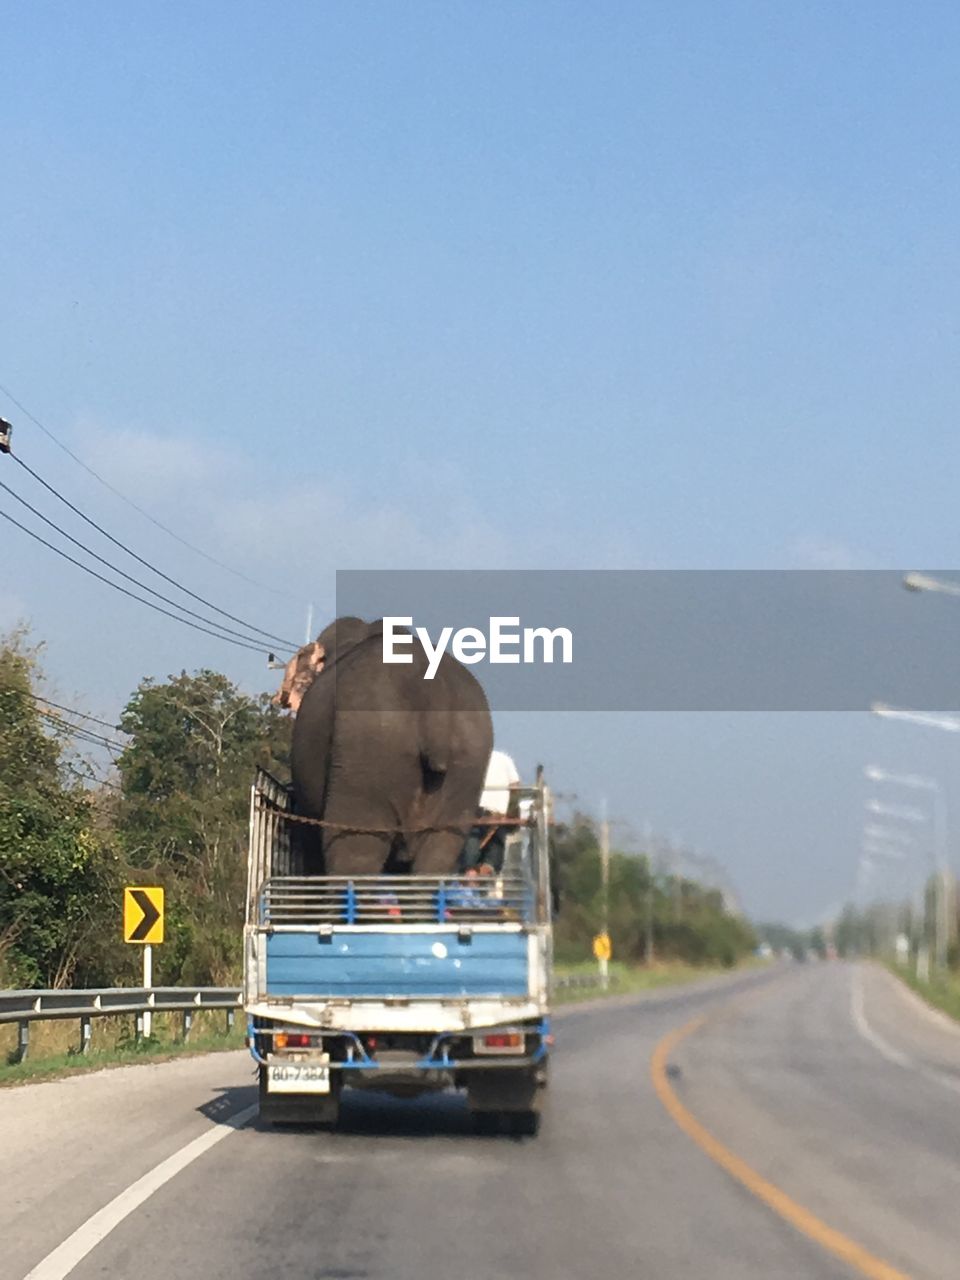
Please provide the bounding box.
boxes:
[249,1018,550,1077]
[244,997,546,1033]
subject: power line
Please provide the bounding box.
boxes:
[0,381,297,600]
[0,686,124,737]
[32,704,122,752]
[75,765,123,793]
[0,479,288,651]
[93,776,123,792]
[3,686,126,734]
[32,693,125,734]
[0,683,123,778]
[10,454,297,650]
[35,707,123,754]
[33,704,123,748]
[0,505,273,654]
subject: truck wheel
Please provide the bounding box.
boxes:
[467,1068,540,1136]
[472,1112,500,1136]
[508,1110,540,1137]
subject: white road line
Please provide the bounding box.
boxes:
[850,966,960,1097]
[850,967,913,1068]
[22,1103,258,1280]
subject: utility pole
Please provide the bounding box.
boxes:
[142,944,153,1039]
[305,602,314,644]
[599,802,610,989]
[642,818,655,966]
[933,786,950,970]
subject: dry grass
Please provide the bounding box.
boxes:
[886,961,960,1024]
[0,1007,243,1086]
[553,959,747,1004]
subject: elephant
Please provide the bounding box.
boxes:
[288,616,494,877]
[273,639,325,715]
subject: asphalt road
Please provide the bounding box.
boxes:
[6,962,960,1280]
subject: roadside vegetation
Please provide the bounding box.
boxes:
[0,1007,245,1086]
[552,959,747,1006]
[886,964,960,1024]
[552,814,756,969]
[0,628,289,991]
[826,901,960,1024]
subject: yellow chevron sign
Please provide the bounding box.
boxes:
[123,887,164,944]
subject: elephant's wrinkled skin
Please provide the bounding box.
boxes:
[290,617,494,876]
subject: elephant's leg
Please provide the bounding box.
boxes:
[410,828,472,875]
[383,834,414,874]
[322,830,393,876]
[292,822,326,875]
[408,762,485,874]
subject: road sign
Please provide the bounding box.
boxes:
[592,932,612,962]
[123,887,164,944]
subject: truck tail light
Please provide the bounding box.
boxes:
[475,1031,524,1054]
[274,1032,313,1050]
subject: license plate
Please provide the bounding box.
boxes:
[267,1059,330,1094]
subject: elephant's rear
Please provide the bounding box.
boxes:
[289,627,493,876]
[409,657,493,873]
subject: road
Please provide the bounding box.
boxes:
[5,962,960,1280]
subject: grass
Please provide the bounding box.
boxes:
[885,959,960,1023]
[553,958,751,1005]
[0,1008,245,1087]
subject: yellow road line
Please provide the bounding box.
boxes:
[650,1017,913,1280]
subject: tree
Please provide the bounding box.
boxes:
[551,812,755,967]
[115,670,291,984]
[0,630,120,987]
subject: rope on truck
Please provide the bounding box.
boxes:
[257,796,546,836]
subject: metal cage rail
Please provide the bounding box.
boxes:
[259,874,535,927]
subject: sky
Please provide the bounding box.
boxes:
[3,2,960,923]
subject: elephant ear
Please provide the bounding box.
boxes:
[273,652,303,708]
[274,642,325,711]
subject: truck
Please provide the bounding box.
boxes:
[243,766,554,1135]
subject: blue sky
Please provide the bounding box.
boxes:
[3,3,960,922]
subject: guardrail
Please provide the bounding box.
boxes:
[2,974,611,1065]
[554,973,619,992]
[0,987,241,1063]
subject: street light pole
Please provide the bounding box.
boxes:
[864,757,950,970]
[894,575,960,964]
